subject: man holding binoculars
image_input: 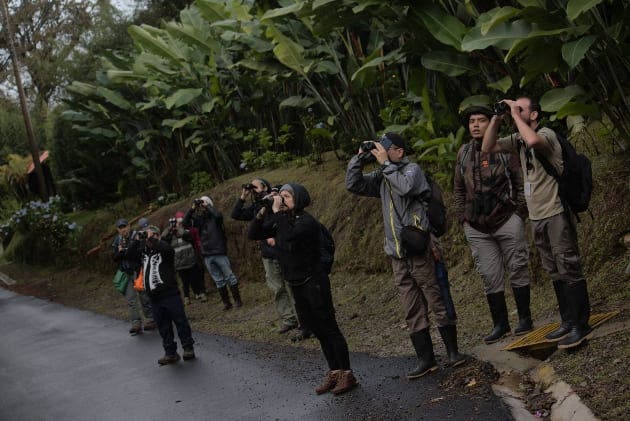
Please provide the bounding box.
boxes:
[231,179,302,336]
[454,105,532,345]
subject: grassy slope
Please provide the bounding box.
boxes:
[2,136,629,418]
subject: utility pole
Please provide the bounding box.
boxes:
[0,0,49,202]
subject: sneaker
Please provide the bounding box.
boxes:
[158,353,180,365]
[331,370,358,395]
[184,297,191,305]
[129,324,142,335]
[315,370,339,395]
[278,323,298,334]
[183,346,196,361]
[143,320,157,331]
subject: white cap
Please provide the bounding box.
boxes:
[200,196,213,207]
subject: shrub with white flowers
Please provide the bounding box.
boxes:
[0,196,78,252]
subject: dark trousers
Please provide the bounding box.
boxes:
[150,294,194,355]
[178,263,206,297]
[435,261,457,320]
[290,273,350,371]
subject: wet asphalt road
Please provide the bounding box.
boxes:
[0,289,511,420]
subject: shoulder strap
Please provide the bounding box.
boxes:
[533,126,561,182]
[459,143,473,176]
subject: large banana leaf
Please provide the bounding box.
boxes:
[164,89,204,109]
[128,25,184,65]
[420,51,475,77]
[562,35,597,68]
[480,7,521,35]
[265,24,312,75]
[261,2,306,21]
[412,4,467,51]
[540,85,586,111]
[566,0,604,21]
[462,20,531,51]
[96,87,133,110]
[279,95,318,109]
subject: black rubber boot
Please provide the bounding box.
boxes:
[558,280,593,349]
[512,286,533,336]
[438,325,467,367]
[218,286,232,311]
[407,329,438,379]
[545,281,572,341]
[484,292,511,344]
[229,284,242,308]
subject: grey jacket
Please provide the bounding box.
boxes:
[346,155,431,259]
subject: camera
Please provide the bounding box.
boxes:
[473,192,496,216]
[358,141,377,162]
[169,217,177,228]
[137,231,148,240]
[193,198,204,206]
[493,101,509,116]
[242,183,256,190]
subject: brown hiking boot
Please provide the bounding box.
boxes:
[183,346,196,361]
[129,323,142,335]
[315,370,340,395]
[331,370,358,395]
[158,353,180,365]
[143,320,157,331]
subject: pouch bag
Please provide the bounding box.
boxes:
[133,269,144,291]
[113,270,128,294]
[400,225,429,257]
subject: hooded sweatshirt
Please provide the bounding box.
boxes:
[248,183,320,284]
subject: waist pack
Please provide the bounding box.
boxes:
[400,225,430,257]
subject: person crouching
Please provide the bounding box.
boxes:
[128,225,195,365]
[248,183,357,395]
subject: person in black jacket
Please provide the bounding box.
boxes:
[248,183,357,396]
[128,225,195,365]
[232,178,299,334]
[184,196,242,310]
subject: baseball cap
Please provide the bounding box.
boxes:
[142,225,161,234]
[461,105,494,125]
[200,196,213,207]
[137,217,149,229]
[116,218,128,228]
[380,132,405,150]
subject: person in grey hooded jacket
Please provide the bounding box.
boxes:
[346,132,466,379]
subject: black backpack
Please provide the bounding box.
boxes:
[535,128,593,220]
[318,222,335,274]
[424,172,448,237]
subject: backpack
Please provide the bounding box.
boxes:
[318,222,335,274]
[424,172,448,237]
[533,128,593,220]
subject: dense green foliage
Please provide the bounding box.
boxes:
[55,0,629,206]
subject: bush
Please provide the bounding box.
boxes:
[0,196,79,265]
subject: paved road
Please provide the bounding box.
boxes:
[0,289,511,420]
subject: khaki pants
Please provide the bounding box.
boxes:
[464,213,531,294]
[531,212,584,286]
[391,251,453,333]
[262,258,298,326]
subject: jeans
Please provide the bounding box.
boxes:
[203,255,238,288]
[263,257,297,326]
[435,261,457,321]
[151,294,194,355]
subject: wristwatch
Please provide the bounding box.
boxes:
[382,160,392,167]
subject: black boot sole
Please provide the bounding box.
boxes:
[406,364,438,379]
[483,331,511,344]
[557,330,594,349]
[514,327,533,336]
